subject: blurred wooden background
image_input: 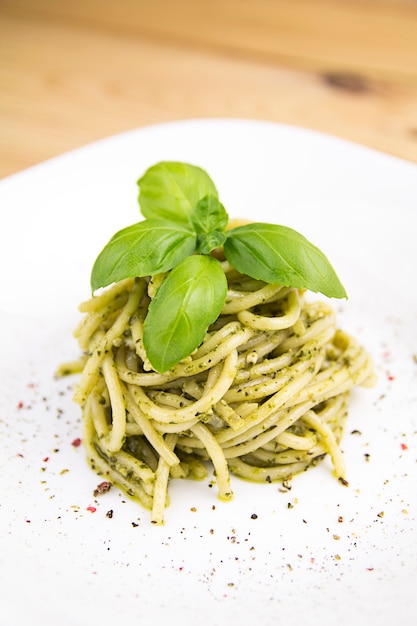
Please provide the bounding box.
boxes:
[1,0,417,178]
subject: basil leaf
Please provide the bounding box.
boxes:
[224,223,347,298]
[137,162,218,223]
[196,231,227,255]
[189,195,228,253]
[143,255,228,373]
[189,194,229,235]
[91,219,196,292]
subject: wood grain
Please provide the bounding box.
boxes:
[1,0,417,177]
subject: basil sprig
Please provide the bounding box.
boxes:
[91,161,347,373]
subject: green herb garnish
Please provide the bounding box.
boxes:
[91,161,347,373]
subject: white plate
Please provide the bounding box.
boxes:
[1,119,416,626]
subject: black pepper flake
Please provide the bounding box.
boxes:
[250,513,258,520]
[106,509,113,518]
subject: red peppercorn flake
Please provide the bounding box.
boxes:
[93,481,112,496]
[400,443,408,450]
[17,401,24,409]
[86,506,96,513]
[71,438,82,447]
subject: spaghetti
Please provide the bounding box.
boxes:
[63,260,375,524]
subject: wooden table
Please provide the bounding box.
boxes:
[1,0,417,178]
